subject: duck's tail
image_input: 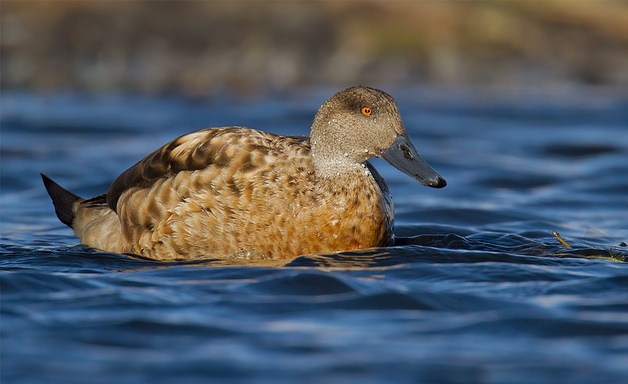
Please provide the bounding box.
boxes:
[41,173,82,228]
[41,174,127,253]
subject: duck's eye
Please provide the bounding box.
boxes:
[361,107,372,116]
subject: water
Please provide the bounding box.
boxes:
[1,86,627,383]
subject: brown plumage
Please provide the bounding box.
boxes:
[42,86,446,261]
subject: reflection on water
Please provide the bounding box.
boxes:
[1,87,627,383]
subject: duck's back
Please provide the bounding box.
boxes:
[76,127,392,260]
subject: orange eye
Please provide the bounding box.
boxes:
[361,107,372,116]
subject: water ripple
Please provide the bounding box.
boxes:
[2,89,628,383]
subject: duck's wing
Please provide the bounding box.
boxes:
[106,127,307,212]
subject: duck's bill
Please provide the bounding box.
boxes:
[381,135,447,188]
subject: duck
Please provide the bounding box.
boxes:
[42,86,446,261]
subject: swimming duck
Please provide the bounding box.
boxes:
[42,86,446,261]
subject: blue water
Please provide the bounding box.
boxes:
[1,87,627,383]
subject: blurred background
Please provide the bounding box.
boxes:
[2,0,628,97]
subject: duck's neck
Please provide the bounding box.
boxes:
[310,139,372,181]
[311,154,372,181]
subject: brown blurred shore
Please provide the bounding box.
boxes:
[2,0,628,96]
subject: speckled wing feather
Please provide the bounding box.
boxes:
[100,126,326,259]
[106,127,308,212]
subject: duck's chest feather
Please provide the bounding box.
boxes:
[108,128,393,260]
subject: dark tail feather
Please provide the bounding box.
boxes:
[41,173,82,227]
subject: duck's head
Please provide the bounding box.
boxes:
[310,86,446,188]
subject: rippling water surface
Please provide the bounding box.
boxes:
[1,87,627,383]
